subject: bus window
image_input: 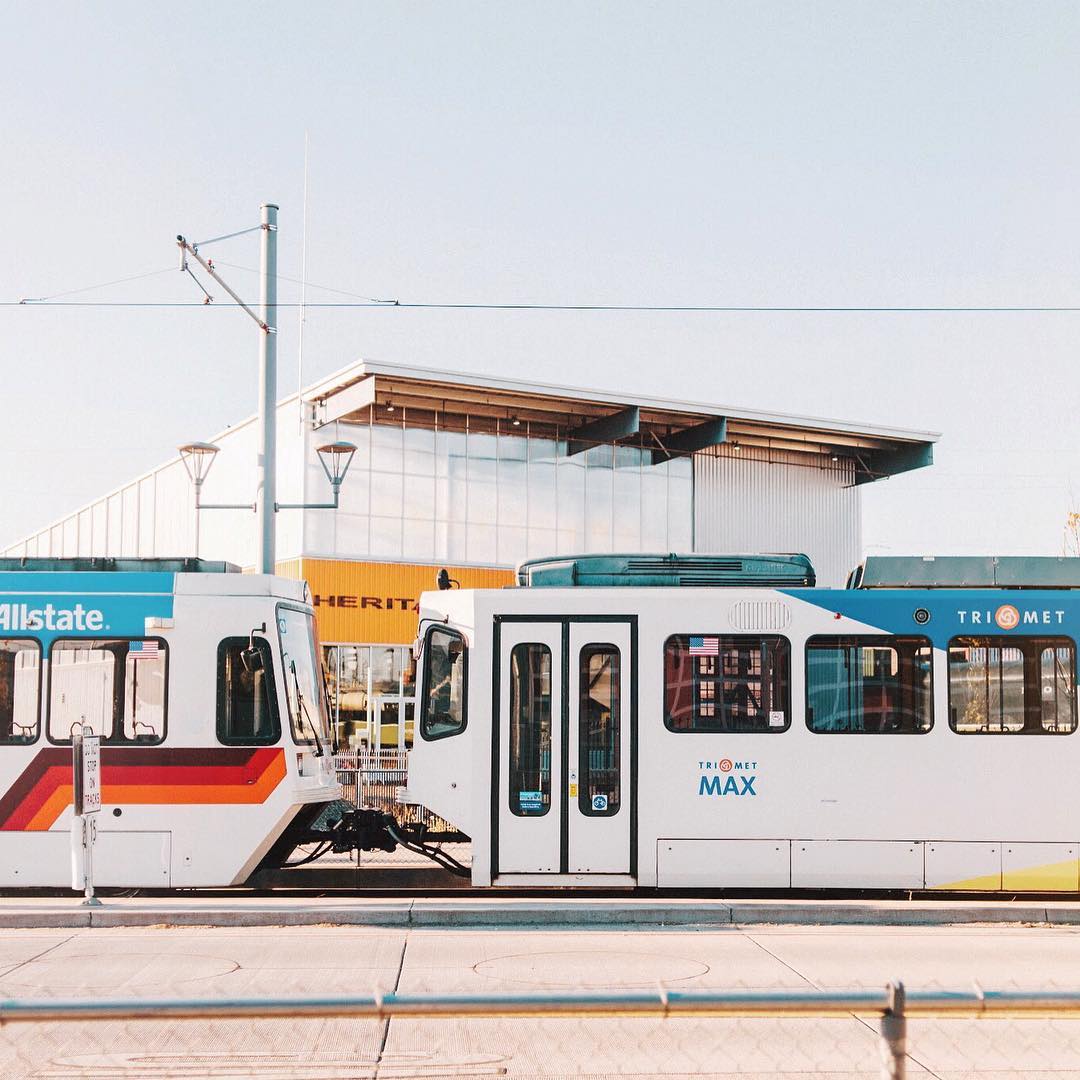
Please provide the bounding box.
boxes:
[509,642,552,816]
[0,641,40,744]
[48,639,168,744]
[806,636,932,734]
[217,637,280,746]
[949,636,1077,734]
[664,635,790,732]
[420,627,467,740]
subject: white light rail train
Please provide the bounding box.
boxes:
[0,558,347,888]
[405,553,1080,892]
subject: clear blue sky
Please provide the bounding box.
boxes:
[3,2,1079,557]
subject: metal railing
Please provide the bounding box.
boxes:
[333,749,464,837]
[6,984,1080,1078]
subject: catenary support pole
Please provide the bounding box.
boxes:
[256,203,278,574]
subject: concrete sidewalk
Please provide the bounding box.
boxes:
[1,894,1080,928]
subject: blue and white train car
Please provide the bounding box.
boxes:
[407,554,1080,891]
[0,558,340,888]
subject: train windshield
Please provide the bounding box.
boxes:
[277,606,332,751]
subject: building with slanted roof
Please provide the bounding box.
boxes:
[2,359,938,748]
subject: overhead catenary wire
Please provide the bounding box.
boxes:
[11,262,1080,312]
[211,258,399,304]
[16,266,175,304]
[9,299,1080,312]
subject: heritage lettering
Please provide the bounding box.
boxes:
[312,594,415,611]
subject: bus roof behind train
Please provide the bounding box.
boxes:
[515,552,816,588]
[848,555,1080,590]
[0,557,241,574]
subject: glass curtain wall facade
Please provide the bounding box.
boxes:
[325,420,694,568]
[317,415,694,751]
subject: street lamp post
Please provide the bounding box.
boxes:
[179,439,357,561]
[178,442,255,559]
[276,442,358,510]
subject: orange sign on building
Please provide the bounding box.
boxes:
[277,558,513,644]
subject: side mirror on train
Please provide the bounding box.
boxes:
[436,568,460,591]
[241,624,266,673]
[240,646,264,674]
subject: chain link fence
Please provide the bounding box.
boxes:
[5,984,1080,1078]
[333,749,465,839]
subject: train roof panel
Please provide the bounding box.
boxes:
[849,555,1080,589]
[0,557,241,574]
[515,552,816,588]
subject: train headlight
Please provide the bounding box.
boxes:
[913,607,931,626]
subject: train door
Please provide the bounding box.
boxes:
[495,618,635,880]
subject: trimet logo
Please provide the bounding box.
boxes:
[0,603,105,632]
[956,604,1064,629]
[698,758,758,797]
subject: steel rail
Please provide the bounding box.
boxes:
[4,987,1080,1023]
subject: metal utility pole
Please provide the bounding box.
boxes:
[256,203,279,574]
[178,202,353,574]
[177,203,279,574]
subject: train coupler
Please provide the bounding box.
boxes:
[329,807,398,854]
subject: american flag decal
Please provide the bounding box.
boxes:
[129,640,160,660]
[689,636,719,656]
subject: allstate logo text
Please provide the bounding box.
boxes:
[0,603,105,632]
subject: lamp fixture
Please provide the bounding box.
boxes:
[178,440,255,556]
[178,441,220,485]
[316,441,358,492]
[511,415,521,427]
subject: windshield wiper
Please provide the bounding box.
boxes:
[289,660,325,757]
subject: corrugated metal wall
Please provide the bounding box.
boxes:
[693,446,860,587]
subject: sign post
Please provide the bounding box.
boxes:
[71,725,102,907]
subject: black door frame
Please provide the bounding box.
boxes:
[490,613,638,880]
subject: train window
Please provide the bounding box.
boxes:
[806,636,932,734]
[579,644,620,816]
[948,636,1077,734]
[509,642,552,816]
[0,641,41,744]
[420,627,467,740]
[48,639,168,744]
[278,606,333,751]
[217,637,280,746]
[664,635,790,732]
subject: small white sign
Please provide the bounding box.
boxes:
[768,711,786,728]
[80,735,101,815]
